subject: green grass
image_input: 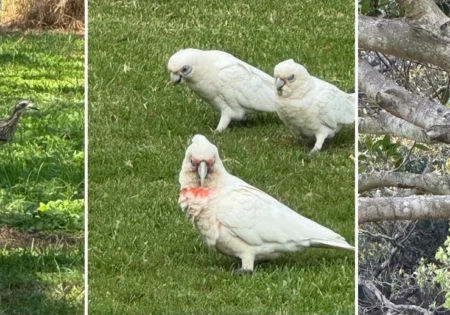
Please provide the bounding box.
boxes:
[88,1,355,314]
[0,32,84,315]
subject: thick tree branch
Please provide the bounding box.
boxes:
[358,196,450,223]
[425,125,450,143]
[359,14,450,72]
[359,172,450,195]
[361,280,433,315]
[359,58,450,128]
[396,0,450,28]
[358,112,438,143]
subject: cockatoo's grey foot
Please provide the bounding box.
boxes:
[215,115,231,133]
[233,268,253,276]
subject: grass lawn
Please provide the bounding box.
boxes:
[0,32,84,315]
[88,0,355,314]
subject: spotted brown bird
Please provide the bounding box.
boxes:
[0,100,39,145]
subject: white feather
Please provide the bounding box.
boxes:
[274,59,355,152]
[179,135,354,272]
[168,49,276,132]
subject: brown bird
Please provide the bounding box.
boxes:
[0,100,39,145]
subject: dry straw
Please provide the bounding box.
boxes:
[0,0,84,31]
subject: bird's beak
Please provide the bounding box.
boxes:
[170,72,182,85]
[197,161,208,187]
[27,103,39,110]
[276,77,286,95]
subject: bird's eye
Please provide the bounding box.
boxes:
[211,160,215,167]
[182,65,192,75]
[288,74,296,83]
[190,159,195,167]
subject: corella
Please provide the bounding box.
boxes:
[274,59,355,152]
[168,48,276,132]
[178,135,354,273]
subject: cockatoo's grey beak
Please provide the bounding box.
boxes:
[276,78,285,95]
[170,72,182,84]
[197,161,208,187]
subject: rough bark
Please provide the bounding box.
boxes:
[359,58,450,129]
[359,0,450,72]
[425,124,450,143]
[360,280,433,315]
[358,112,435,143]
[359,172,450,195]
[396,0,450,29]
[359,196,450,223]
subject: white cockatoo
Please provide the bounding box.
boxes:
[274,59,355,152]
[168,48,276,132]
[178,135,354,273]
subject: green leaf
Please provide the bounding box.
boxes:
[415,143,429,151]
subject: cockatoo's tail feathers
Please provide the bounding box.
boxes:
[309,239,355,251]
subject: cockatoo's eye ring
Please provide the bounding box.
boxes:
[182,65,192,75]
[288,74,296,83]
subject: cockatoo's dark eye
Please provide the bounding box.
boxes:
[182,65,192,75]
[288,74,296,83]
[190,159,195,167]
[211,160,215,167]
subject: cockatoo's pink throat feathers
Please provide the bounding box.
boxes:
[181,187,214,199]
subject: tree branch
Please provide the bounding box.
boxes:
[359,58,450,128]
[396,0,450,28]
[358,196,450,223]
[358,112,438,143]
[359,172,450,195]
[361,280,433,315]
[359,14,450,72]
[425,125,450,143]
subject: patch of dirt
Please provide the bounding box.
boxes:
[0,26,84,36]
[0,227,81,249]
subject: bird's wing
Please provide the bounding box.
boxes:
[216,61,276,112]
[215,183,353,250]
[310,81,356,128]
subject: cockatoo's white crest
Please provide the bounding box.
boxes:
[180,134,223,189]
[274,59,310,98]
[178,136,354,273]
[168,49,203,84]
[168,48,276,132]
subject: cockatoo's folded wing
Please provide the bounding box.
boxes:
[216,62,276,112]
[215,184,354,250]
[312,86,355,128]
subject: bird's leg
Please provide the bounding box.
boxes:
[233,253,254,275]
[215,114,231,133]
[310,132,328,153]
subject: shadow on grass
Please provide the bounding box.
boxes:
[0,228,83,315]
[231,112,282,129]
